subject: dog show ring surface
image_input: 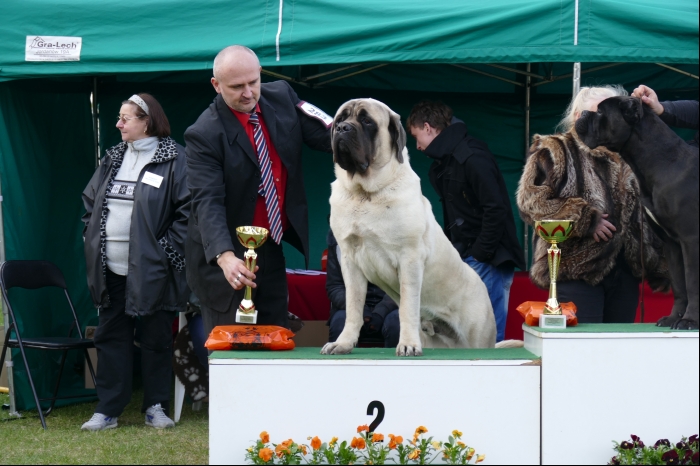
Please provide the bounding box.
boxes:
[209,347,541,465]
[524,323,699,465]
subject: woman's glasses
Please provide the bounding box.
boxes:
[117,114,143,123]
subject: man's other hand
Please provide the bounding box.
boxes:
[632,85,664,116]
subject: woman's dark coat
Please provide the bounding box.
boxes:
[82,137,190,315]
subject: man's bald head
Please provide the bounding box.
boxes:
[212,45,260,81]
[211,45,262,113]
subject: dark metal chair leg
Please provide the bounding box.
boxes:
[84,348,97,389]
[43,350,68,417]
[16,343,47,429]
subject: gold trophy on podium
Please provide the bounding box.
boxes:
[235,226,269,324]
[534,219,574,329]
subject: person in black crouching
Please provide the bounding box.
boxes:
[325,229,400,348]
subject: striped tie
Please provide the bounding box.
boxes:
[249,112,283,244]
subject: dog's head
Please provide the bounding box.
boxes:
[576,96,644,152]
[331,98,406,176]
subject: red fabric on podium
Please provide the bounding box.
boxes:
[285,271,675,340]
[287,273,331,321]
[504,272,675,340]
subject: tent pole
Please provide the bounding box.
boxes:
[451,64,525,87]
[92,77,100,167]
[655,63,699,80]
[572,63,581,98]
[523,63,532,269]
[531,63,622,88]
[0,176,19,417]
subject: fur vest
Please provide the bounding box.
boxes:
[516,130,669,291]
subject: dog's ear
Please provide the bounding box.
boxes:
[388,110,406,163]
[620,97,643,126]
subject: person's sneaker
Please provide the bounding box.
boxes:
[81,413,118,431]
[145,403,175,429]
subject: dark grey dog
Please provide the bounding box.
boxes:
[576,96,699,330]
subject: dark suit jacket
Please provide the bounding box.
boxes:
[184,81,332,312]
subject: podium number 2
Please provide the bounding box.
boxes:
[367,400,385,432]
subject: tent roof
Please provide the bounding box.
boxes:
[1,0,697,81]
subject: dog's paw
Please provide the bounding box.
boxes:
[396,341,423,357]
[656,315,680,327]
[670,319,699,330]
[321,341,355,355]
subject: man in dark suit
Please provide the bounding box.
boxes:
[185,45,332,336]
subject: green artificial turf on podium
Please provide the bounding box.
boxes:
[210,346,538,361]
[527,323,699,334]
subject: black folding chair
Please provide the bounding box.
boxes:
[0,260,96,429]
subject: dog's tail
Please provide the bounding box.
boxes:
[495,339,524,349]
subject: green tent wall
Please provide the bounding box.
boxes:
[0,0,698,411]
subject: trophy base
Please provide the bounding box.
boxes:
[539,313,567,329]
[235,310,258,324]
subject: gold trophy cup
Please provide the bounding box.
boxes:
[534,219,574,328]
[235,226,269,324]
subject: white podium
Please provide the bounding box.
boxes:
[524,323,699,465]
[209,347,541,465]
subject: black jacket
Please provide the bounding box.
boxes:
[325,230,398,321]
[426,119,525,270]
[185,81,332,312]
[82,137,190,315]
[660,100,699,146]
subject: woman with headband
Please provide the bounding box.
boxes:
[80,93,189,431]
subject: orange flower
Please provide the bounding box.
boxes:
[310,436,322,450]
[301,445,308,455]
[415,426,428,435]
[275,440,293,457]
[408,449,421,460]
[259,448,273,462]
[476,454,486,463]
[357,424,369,433]
[329,436,338,446]
[350,437,367,449]
[452,429,463,438]
[372,433,385,443]
[457,441,466,448]
[466,447,475,461]
[260,431,270,443]
[394,435,404,445]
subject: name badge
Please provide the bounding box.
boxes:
[297,101,333,128]
[141,171,163,188]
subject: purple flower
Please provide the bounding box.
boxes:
[688,434,698,446]
[637,440,645,448]
[691,451,698,464]
[655,439,671,449]
[609,456,620,465]
[676,441,687,450]
[631,435,640,442]
[662,450,679,465]
[621,441,634,450]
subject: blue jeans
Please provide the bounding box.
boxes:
[328,309,400,348]
[464,257,514,342]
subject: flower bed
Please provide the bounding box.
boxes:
[245,425,485,465]
[609,434,698,465]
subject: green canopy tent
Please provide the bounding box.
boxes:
[0,0,697,413]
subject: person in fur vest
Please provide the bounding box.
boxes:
[517,85,669,323]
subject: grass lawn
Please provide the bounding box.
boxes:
[0,389,209,464]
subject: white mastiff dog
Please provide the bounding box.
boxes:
[321,98,503,357]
